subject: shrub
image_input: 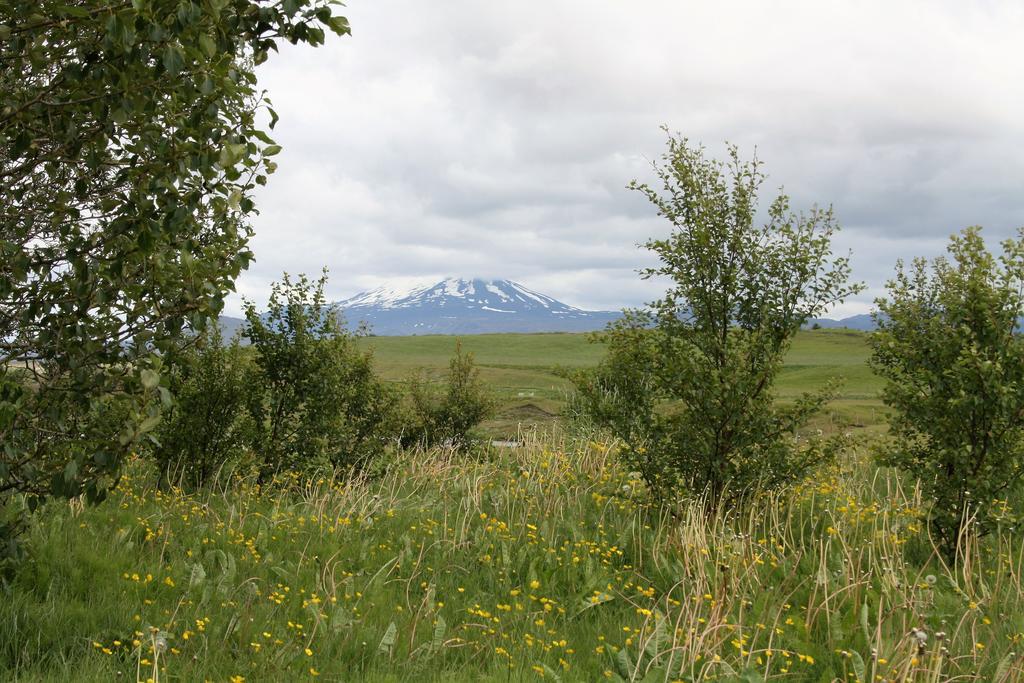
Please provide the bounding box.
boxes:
[575,133,861,510]
[870,227,1024,557]
[404,342,494,448]
[1,366,146,570]
[569,314,659,446]
[244,272,396,478]
[151,328,251,489]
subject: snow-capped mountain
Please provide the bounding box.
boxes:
[336,277,622,335]
[218,277,879,338]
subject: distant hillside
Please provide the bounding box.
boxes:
[805,313,875,331]
[218,315,247,340]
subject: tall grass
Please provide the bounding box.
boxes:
[2,432,1022,681]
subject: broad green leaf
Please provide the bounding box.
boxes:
[162,44,185,75]
[57,5,91,18]
[189,562,206,588]
[198,34,217,58]
[860,601,871,646]
[994,652,1017,682]
[612,647,633,680]
[137,414,161,434]
[377,621,397,656]
[850,651,866,682]
[430,615,446,653]
[140,369,160,389]
[327,15,351,35]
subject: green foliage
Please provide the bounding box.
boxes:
[576,133,862,509]
[0,0,349,549]
[1,361,156,570]
[152,328,251,489]
[404,342,495,448]
[870,227,1024,555]
[569,314,659,446]
[244,272,396,477]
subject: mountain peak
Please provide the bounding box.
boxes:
[335,278,619,335]
[339,278,572,312]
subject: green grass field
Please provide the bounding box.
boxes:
[4,329,1024,682]
[5,436,1023,682]
[357,328,885,438]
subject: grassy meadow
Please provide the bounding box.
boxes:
[5,329,1024,682]
[357,328,885,438]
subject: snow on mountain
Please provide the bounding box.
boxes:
[335,277,622,335]
[337,282,433,310]
[220,277,880,338]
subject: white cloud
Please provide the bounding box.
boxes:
[226,0,1024,317]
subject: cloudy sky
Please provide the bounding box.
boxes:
[227,0,1024,317]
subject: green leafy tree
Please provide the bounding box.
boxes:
[576,133,862,509]
[570,311,660,449]
[405,342,494,449]
[244,272,396,478]
[151,327,251,489]
[870,227,1024,556]
[0,0,349,555]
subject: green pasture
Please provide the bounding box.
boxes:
[357,328,885,438]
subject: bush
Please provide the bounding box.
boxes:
[575,133,861,510]
[569,314,660,449]
[244,272,396,478]
[151,328,251,489]
[404,342,494,449]
[1,359,161,570]
[870,227,1024,557]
